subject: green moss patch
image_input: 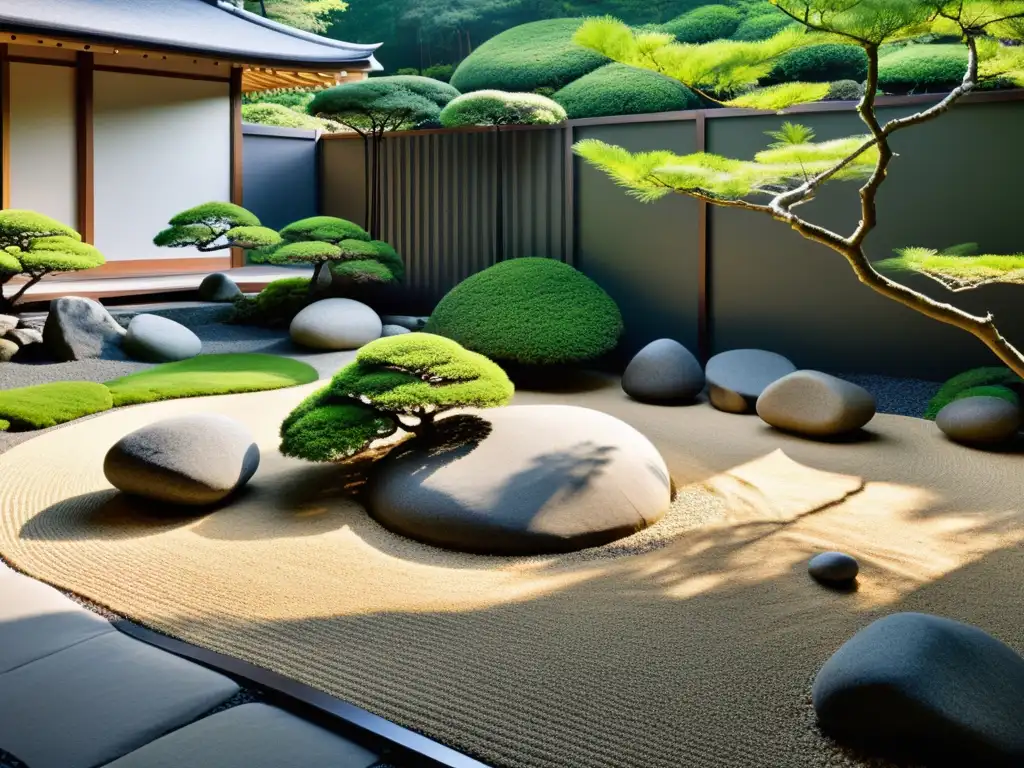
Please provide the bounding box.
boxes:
[0,382,113,432]
[925,367,1023,419]
[554,64,700,119]
[106,354,319,407]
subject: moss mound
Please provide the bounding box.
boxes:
[765,44,868,84]
[231,276,312,327]
[925,366,1023,419]
[450,19,608,94]
[0,382,113,432]
[878,44,968,94]
[661,5,741,43]
[425,258,623,366]
[554,64,701,119]
[106,354,318,407]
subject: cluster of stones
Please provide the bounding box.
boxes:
[0,313,44,362]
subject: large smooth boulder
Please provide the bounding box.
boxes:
[621,339,704,403]
[368,405,671,555]
[705,349,796,413]
[290,298,382,350]
[104,415,260,506]
[123,314,202,363]
[936,396,1021,445]
[43,296,128,361]
[813,613,1024,765]
[197,272,241,303]
[756,370,875,437]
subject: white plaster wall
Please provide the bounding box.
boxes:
[9,63,77,228]
[94,72,230,261]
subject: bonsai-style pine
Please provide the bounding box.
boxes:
[255,216,404,293]
[0,210,105,314]
[573,1,1024,377]
[153,202,281,254]
[280,333,514,463]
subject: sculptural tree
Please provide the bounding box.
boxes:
[154,202,282,254]
[573,0,1024,377]
[0,211,105,314]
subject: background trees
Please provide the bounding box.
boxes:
[243,0,347,33]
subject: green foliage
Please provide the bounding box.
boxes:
[765,43,868,83]
[953,385,1021,407]
[424,258,623,365]
[726,81,830,108]
[369,75,461,106]
[878,44,969,94]
[731,8,798,41]
[553,63,701,118]
[156,203,281,253]
[765,121,815,147]
[280,333,514,462]
[268,241,344,264]
[440,90,567,126]
[422,64,456,82]
[243,0,347,33]
[825,79,864,100]
[308,79,443,133]
[105,353,318,407]
[924,367,1023,419]
[230,276,313,327]
[14,237,105,272]
[280,216,370,244]
[662,5,741,43]
[450,19,609,94]
[395,67,421,76]
[242,88,319,111]
[0,382,113,432]
[170,202,260,228]
[0,210,78,247]
[242,102,337,131]
[875,246,1024,290]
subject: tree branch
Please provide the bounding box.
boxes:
[7,272,46,306]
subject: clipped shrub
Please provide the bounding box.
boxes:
[307,79,446,133]
[230,276,313,327]
[878,44,968,94]
[241,103,338,132]
[395,67,420,76]
[0,381,113,432]
[450,19,608,94]
[422,64,455,82]
[661,5,741,44]
[825,79,865,101]
[765,44,868,84]
[424,258,623,366]
[554,63,701,119]
[280,333,514,462]
[242,88,319,111]
[366,75,460,107]
[441,91,566,127]
[154,202,281,254]
[924,366,1023,419]
[731,9,797,41]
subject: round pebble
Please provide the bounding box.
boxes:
[809,551,859,583]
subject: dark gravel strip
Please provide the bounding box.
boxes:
[832,372,941,419]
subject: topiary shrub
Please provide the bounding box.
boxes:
[661,5,742,44]
[731,9,797,41]
[450,19,608,94]
[230,276,313,327]
[824,79,865,101]
[395,67,420,76]
[440,91,567,127]
[765,44,868,84]
[924,366,1023,419]
[424,258,623,366]
[241,102,339,132]
[154,202,281,257]
[280,333,514,462]
[878,44,969,94]
[422,64,455,83]
[554,63,701,119]
[242,88,319,111]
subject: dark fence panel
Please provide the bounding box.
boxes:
[241,124,318,231]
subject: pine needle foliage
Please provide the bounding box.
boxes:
[876,247,1024,290]
[154,202,281,253]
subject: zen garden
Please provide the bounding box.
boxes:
[0,0,1023,767]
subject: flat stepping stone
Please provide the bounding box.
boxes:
[705,349,796,414]
[936,396,1021,445]
[105,703,379,768]
[808,551,859,583]
[368,404,671,555]
[123,314,202,363]
[0,567,114,674]
[621,338,705,403]
[757,370,875,437]
[813,612,1024,764]
[0,630,239,768]
[290,298,382,350]
[198,272,241,302]
[104,415,260,506]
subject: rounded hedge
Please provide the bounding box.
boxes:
[878,44,968,94]
[450,19,608,94]
[241,103,331,131]
[366,75,461,107]
[440,91,566,126]
[424,258,623,365]
[825,79,865,101]
[731,10,796,41]
[661,5,741,44]
[554,63,701,119]
[766,44,868,84]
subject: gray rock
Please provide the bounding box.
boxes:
[0,338,18,362]
[197,273,241,303]
[706,349,796,414]
[4,328,42,347]
[622,339,704,403]
[0,314,17,335]
[104,415,260,506]
[368,405,671,555]
[812,612,1024,764]
[290,298,382,350]
[381,324,411,337]
[123,314,202,363]
[808,551,859,583]
[43,297,128,361]
[16,315,45,332]
[757,370,875,437]
[380,315,428,331]
[936,396,1021,445]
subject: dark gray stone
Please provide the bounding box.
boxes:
[4,328,43,347]
[123,314,202,363]
[705,349,796,414]
[43,297,128,361]
[197,273,241,303]
[813,612,1024,765]
[0,338,17,362]
[757,370,875,437]
[381,324,411,337]
[380,315,428,331]
[936,396,1021,445]
[368,405,671,555]
[621,339,704,403]
[104,415,260,506]
[808,551,859,583]
[0,314,16,335]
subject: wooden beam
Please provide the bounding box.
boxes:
[0,44,10,209]
[230,65,245,268]
[76,51,94,241]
